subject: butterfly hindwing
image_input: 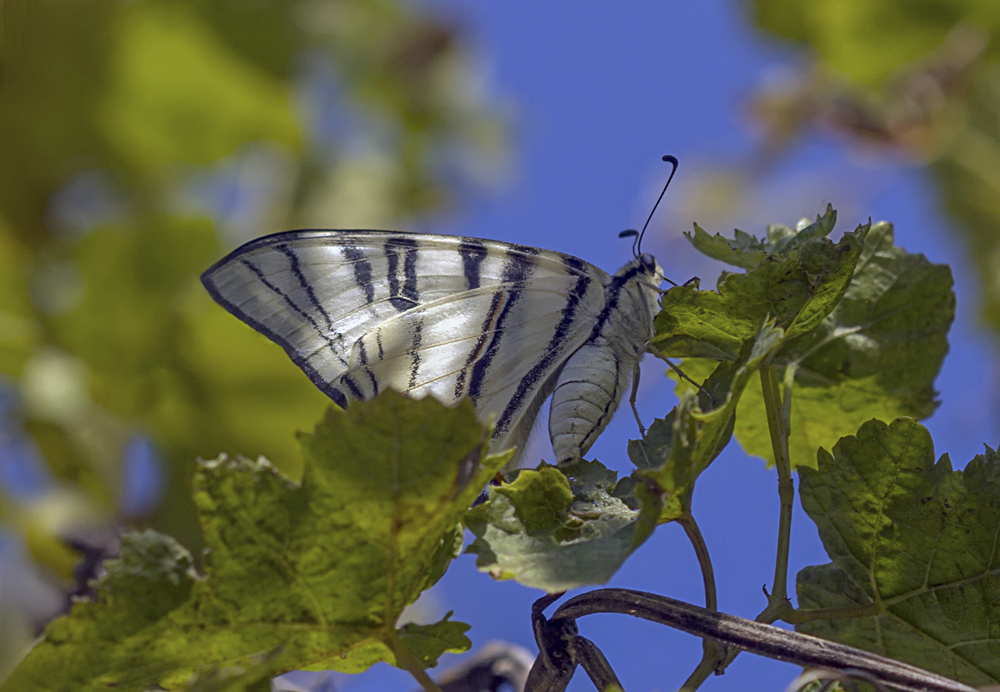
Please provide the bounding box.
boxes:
[343,273,606,450]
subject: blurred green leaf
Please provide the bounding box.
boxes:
[933,64,1000,332]
[0,224,37,375]
[0,1,117,237]
[751,0,1000,86]
[99,0,300,178]
[465,459,662,592]
[796,418,1000,686]
[2,393,503,690]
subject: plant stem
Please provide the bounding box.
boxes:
[677,653,717,692]
[758,365,795,620]
[676,514,726,692]
[678,514,717,612]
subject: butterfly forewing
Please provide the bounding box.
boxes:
[201,230,613,457]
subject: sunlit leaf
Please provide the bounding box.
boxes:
[734,222,954,467]
[1,394,504,690]
[638,321,783,521]
[655,211,866,360]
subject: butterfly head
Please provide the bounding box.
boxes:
[636,252,665,289]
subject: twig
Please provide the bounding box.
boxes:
[575,636,625,691]
[526,593,627,692]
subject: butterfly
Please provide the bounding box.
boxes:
[201,157,677,466]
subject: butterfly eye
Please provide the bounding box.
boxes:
[640,253,657,272]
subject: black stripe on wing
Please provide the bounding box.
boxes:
[590,262,645,338]
[342,246,375,304]
[494,255,594,438]
[385,236,420,312]
[467,244,539,400]
[279,244,334,331]
[458,239,489,290]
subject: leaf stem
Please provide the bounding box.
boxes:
[677,652,719,692]
[386,629,445,692]
[676,514,726,692]
[758,365,795,621]
[782,603,881,625]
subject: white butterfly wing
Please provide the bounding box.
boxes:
[201,230,611,455]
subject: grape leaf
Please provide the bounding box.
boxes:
[654,211,866,360]
[796,418,1000,686]
[2,393,506,691]
[735,222,955,467]
[465,459,663,592]
[685,204,837,269]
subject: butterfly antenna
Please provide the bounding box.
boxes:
[636,154,679,255]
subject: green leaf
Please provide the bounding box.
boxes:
[655,211,866,360]
[734,222,955,468]
[2,393,505,691]
[685,223,769,270]
[930,65,1000,337]
[769,204,838,253]
[685,205,837,269]
[181,645,286,692]
[652,282,747,361]
[465,459,663,592]
[638,321,784,521]
[795,418,1000,686]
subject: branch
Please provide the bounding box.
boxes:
[550,589,978,692]
[526,593,627,691]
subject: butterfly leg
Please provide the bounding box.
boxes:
[648,344,719,407]
[629,361,646,437]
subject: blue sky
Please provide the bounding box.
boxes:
[298,2,1000,691]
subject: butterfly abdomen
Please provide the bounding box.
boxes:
[547,257,662,462]
[548,340,634,462]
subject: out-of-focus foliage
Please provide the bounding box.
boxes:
[0,0,505,678]
[747,0,1000,335]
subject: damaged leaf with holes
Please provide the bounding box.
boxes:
[465,458,663,593]
[1,394,507,691]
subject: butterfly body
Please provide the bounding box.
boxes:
[202,230,663,465]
